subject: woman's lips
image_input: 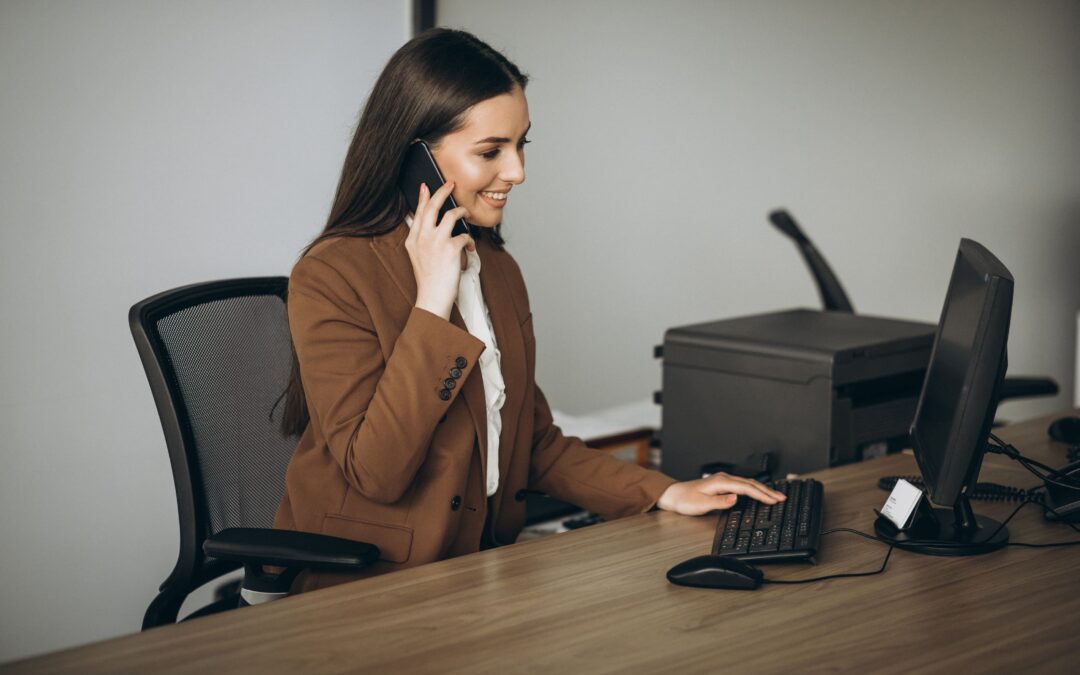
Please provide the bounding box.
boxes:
[478,191,508,208]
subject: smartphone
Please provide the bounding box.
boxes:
[399,140,470,237]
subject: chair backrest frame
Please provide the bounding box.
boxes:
[129,276,290,610]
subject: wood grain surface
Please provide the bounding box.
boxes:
[7,411,1078,674]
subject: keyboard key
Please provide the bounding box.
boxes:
[732,533,751,554]
[741,503,758,530]
[724,512,742,536]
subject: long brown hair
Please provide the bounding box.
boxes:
[279,29,529,437]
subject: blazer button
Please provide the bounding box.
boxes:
[450,495,462,511]
[443,378,456,390]
[439,389,451,401]
[455,356,467,369]
[515,489,528,502]
[450,367,462,379]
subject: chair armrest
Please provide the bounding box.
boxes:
[204,527,379,572]
[1000,376,1059,402]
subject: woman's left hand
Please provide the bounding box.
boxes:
[656,473,786,516]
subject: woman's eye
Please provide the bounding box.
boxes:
[481,139,529,160]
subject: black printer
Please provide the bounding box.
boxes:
[658,308,933,479]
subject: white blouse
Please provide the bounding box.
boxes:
[405,217,506,496]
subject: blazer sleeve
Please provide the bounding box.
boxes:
[288,254,486,504]
[527,384,677,521]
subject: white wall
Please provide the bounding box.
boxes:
[439,0,1080,425]
[0,0,407,662]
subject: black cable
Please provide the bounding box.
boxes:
[764,548,894,585]
[965,498,1024,544]
[1018,455,1073,481]
[762,529,893,585]
[989,433,1073,480]
[999,496,1080,548]
[984,438,1080,493]
[1015,456,1080,492]
[986,439,1048,474]
[821,527,888,544]
[1008,540,1080,548]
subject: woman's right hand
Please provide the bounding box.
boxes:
[406,181,475,320]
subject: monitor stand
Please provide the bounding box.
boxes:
[874,495,1008,556]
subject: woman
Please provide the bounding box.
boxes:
[275,28,783,591]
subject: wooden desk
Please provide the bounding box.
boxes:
[8,411,1079,673]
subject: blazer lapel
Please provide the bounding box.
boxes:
[369,224,416,311]
[370,226,490,478]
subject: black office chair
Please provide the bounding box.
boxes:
[130,277,379,629]
[769,209,1059,404]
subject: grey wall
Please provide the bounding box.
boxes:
[0,0,407,662]
[439,0,1080,425]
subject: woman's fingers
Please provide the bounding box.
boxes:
[405,180,474,320]
[438,205,470,234]
[706,474,785,504]
[418,181,455,230]
[416,182,430,213]
[406,184,426,248]
[453,233,476,253]
[657,475,786,516]
[709,493,738,511]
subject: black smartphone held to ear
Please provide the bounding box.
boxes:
[399,140,470,237]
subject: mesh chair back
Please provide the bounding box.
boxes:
[130,277,296,603]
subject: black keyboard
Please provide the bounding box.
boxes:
[711,479,824,563]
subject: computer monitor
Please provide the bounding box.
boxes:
[875,238,1013,555]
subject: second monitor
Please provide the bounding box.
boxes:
[875,238,1014,555]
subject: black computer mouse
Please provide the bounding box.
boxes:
[666,555,764,590]
[1048,416,1080,445]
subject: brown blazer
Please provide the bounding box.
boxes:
[274,223,675,590]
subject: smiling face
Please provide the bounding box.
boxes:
[430,86,531,228]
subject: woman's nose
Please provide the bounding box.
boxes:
[500,153,525,184]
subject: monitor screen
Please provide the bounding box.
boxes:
[910,239,1013,507]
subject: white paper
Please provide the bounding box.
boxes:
[551,397,659,441]
[880,478,924,530]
